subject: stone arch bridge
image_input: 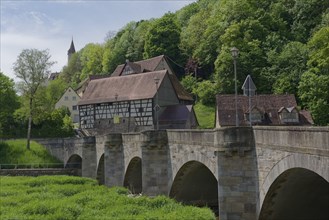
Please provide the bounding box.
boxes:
[37,126,329,220]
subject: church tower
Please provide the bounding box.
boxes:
[67,38,76,63]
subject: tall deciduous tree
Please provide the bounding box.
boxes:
[144,13,182,62]
[80,43,104,80]
[0,72,20,137]
[13,49,55,149]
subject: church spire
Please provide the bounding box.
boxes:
[67,37,76,63]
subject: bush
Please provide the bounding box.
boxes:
[193,80,218,105]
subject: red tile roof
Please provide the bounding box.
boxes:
[110,55,193,102]
[111,55,165,77]
[78,70,167,105]
[216,94,313,126]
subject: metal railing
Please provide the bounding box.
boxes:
[0,163,81,169]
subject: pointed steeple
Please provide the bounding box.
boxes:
[67,37,76,63]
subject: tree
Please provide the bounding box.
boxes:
[13,49,54,149]
[298,26,329,125]
[0,72,20,137]
[61,52,82,85]
[102,22,136,74]
[144,13,182,62]
[80,43,104,80]
[298,72,329,125]
[270,42,308,95]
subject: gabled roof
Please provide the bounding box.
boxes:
[110,55,193,101]
[216,94,313,126]
[126,61,142,73]
[78,70,167,105]
[111,55,165,77]
[168,74,194,101]
[49,72,60,80]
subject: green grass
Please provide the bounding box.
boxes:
[0,176,215,220]
[0,140,62,167]
[194,102,216,129]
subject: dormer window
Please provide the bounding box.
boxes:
[122,65,134,75]
[278,107,299,123]
[245,107,263,123]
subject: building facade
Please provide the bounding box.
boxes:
[55,87,81,123]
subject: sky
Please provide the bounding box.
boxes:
[0,0,195,81]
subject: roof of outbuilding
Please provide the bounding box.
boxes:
[111,55,165,76]
[78,70,167,105]
[216,94,313,126]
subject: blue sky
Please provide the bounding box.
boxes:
[0,0,194,81]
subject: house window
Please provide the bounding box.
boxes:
[245,108,262,123]
[72,105,77,111]
[122,65,135,75]
[73,96,76,101]
[64,96,68,101]
[279,107,299,123]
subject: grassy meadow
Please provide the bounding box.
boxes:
[0,176,215,220]
[0,140,62,168]
[194,103,215,129]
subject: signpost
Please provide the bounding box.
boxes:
[242,75,256,126]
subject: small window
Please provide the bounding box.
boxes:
[72,96,77,101]
[139,107,144,113]
[245,108,262,122]
[72,105,77,111]
[279,107,299,123]
[64,96,68,101]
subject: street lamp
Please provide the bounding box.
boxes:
[154,76,160,130]
[231,47,239,127]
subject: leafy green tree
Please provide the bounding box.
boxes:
[181,75,198,94]
[126,20,152,62]
[32,107,74,138]
[176,2,200,28]
[13,49,54,149]
[214,19,268,94]
[102,22,136,74]
[270,42,308,95]
[61,52,82,85]
[298,26,329,125]
[193,80,218,105]
[144,13,182,62]
[290,0,329,42]
[306,27,329,74]
[0,72,20,137]
[298,72,329,125]
[80,43,104,80]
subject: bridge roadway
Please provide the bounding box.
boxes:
[36,126,329,220]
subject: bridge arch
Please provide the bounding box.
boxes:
[169,160,218,214]
[259,154,329,220]
[124,157,142,194]
[65,154,82,169]
[96,154,105,185]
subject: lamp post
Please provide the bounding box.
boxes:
[154,77,160,130]
[231,47,239,127]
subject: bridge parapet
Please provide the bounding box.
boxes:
[253,126,329,155]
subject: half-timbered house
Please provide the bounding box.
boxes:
[78,66,196,134]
